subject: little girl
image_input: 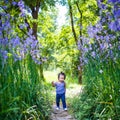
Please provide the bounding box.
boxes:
[52,72,67,111]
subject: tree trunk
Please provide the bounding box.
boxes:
[31,5,39,40]
[76,2,83,45]
[76,2,83,84]
[30,3,45,81]
[39,64,45,81]
[68,3,77,43]
[78,66,82,84]
[68,1,83,84]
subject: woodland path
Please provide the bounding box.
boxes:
[50,85,83,120]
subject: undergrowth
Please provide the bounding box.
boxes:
[70,59,120,120]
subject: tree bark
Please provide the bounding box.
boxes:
[31,4,40,40]
[76,2,83,84]
[68,1,83,84]
[39,64,45,81]
[68,3,78,43]
[29,2,45,81]
[76,2,83,45]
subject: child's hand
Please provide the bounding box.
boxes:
[51,81,55,87]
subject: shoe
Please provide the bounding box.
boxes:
[64,108,67,111]
[56,107,60,110]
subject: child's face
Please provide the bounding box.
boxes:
[58,75,65,82]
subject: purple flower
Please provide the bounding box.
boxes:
[77,40,82,50]
[2,50,8,60]
[35,61,41,64]
[12,1,17,6]
[108,0,118,3]
[105,36,110,42]
[100,36,104,40]
[11,36,20,47]
[88,44,92,50]
[20,12,26,17]
[100,44,105,50]
[19,24,24,29]
[83,47,88,53]
[109,21,117,31]
[2,6,7,9]
[25,23,28,27]
[31,40,38,49]
[0,31,2,36]
[109,50,113,58]
[28,29,33,36]
[114,9,120,19]
[32,55,42,64]
[4,37,8,45]
[18,0,26,17]
[118,46,120,50]
[87,27,94,38]
[96,35,100,41]
[101,4,107,10]
[5,14,11,19]
[84,58,88,64]
[97,0,102,8]
[0,1,42,65]
[18,0,24,10]
[101,18,106,23]
[78,65,81,70]
[91,51,96,58]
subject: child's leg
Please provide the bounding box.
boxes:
[56,94,60,108]
[61,93,67,109]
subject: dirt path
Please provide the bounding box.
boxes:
[50,85,83,120]
[50,105,75,120]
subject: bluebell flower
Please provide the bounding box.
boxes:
[108,0,116,3]
[12,1,17,6]
[91,51,96,58]
[114,9,120,19]
[19,24,24,29]
[2,50,8,60]
[109,21,117,31]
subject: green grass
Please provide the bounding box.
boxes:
[0,56,51,120]
[70,58,120,120]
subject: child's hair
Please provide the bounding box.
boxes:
[58,72,66,80]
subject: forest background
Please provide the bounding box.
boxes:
[0,0,120,119]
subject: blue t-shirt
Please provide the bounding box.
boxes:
[55,82,65,94]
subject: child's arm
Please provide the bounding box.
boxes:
[51,81,56,87]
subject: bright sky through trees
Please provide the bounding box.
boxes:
[56,4,67,28]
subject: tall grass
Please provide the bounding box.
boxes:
[71,57,120,120]
[0,55,51,120]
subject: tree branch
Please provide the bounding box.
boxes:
[25,18,31,32]
[68,2,78,44]
[76,2,83,45]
